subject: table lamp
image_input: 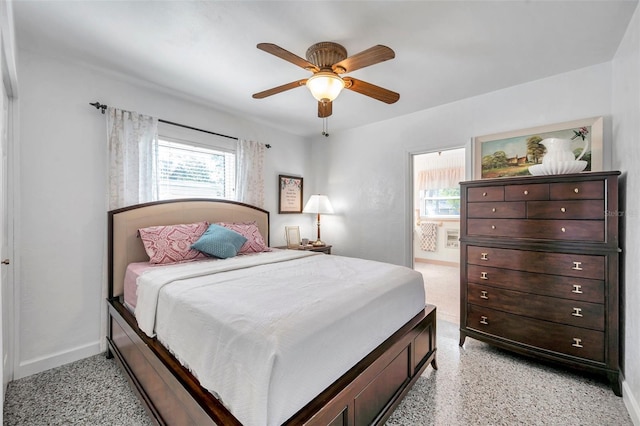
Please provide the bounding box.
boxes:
[303,194,334,247]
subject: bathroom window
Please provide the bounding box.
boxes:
[421,187,461,218]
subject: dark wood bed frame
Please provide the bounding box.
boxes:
[106,199,437,425]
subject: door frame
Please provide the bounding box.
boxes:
[405,143,471,269]
[1,0,19,400]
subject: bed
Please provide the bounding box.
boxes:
[106,199,437,425]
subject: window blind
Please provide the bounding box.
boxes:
[158,139,235,200]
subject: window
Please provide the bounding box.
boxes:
[414,148,465,219]
[421,187,461,217]
[157,138,235,200]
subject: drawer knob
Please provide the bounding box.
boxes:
[561,227,566,232]
[480,272,488,280]
[483,192,487,197]
[523,190,529,195]
[572,307,583,317]
[491,225,496,230]
[572,338,583,348]
[480,316,489,325]
[574,188,579,194]
[480,290,489,299]
[572,284,583,294]
[480,252,489,261]
[561,207,566,213]
[492,208,496,212]
[572,261,583,271]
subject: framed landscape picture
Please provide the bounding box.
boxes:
[473,116,603,179]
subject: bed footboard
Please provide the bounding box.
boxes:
[107,300,437,426]
[288,304,437,426]
[107,300,239,425]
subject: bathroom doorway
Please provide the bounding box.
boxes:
[412,148,465,324]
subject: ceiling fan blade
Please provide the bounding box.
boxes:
[252,79,308,99]
[343,77,399,104]
[318,101,332,118]
[257,43,319,72]
[332,45,395,74]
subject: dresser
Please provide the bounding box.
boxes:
[459,171,621,395]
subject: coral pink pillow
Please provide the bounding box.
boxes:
[139,222,209,264]
[218,222,270,254]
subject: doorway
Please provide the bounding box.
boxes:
[412,148,465,324]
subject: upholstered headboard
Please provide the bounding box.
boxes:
[108,199,270,298]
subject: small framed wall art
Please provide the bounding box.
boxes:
[279,174,303,213]
[285,226,301,248]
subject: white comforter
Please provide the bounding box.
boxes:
[135,250,425,426]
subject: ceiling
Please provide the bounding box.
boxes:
[13,1,638,137]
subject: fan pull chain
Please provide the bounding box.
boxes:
[322,117,329,137]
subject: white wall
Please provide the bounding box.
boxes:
[313,63,613,267]
[612,4,640,424]
[14,48,310,378]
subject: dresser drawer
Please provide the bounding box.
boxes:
[467,202,526,218]
[527,200,605,219]
[467,186,504,202]
[467,246,605,279]
[467,219,604,241]
[466,304,604,362]
[467,283,604,330]
[504,183,549,201]
[466,264,605,303]
[550,180,604,200]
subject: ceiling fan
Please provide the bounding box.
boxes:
[252,42,400,118]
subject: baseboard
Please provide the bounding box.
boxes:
[14,340,102,380]
[414,258,459,267]
[623,376,640,426]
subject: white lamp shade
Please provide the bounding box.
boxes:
[303,194,334,214]
[306,72,345,102]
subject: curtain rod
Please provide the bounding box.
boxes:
[89,102,271,148]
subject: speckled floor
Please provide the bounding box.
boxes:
[388,320,630,425]
[3,353,152,425]
[3,320,631,425]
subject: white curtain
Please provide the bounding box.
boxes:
[101,107,158,351]
[107,107,159,209]
[416,150,465,191]
[235,139,265,208]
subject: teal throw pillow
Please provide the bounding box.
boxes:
[191,224,248,259]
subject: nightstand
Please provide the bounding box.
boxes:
[276,245,332,254]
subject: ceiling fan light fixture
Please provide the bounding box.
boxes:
[306,72,345,102]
